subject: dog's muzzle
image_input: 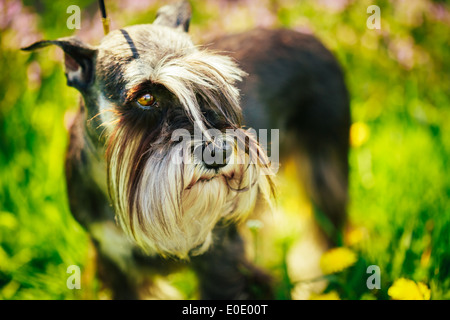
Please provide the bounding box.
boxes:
[107,128,273,259]
[200,140,232,170]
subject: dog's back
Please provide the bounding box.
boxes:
[210,28,351,244]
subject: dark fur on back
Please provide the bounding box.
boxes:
[210,28,350,242]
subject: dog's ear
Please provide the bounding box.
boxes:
[21,37,97,91]
[153,0,191,32]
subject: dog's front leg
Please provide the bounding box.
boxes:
[192,223,273,300]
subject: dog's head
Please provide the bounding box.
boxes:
[23,1,275,259]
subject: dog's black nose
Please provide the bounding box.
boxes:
[202,141,231,169]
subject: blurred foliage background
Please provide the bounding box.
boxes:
[0,0,449,300]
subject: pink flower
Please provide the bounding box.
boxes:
[1,0,42,49]
[0,0,22,30]
[318,0,350,12]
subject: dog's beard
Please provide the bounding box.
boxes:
[100,48,274,258]
[106,125,274,259]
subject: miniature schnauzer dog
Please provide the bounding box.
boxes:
[22,1,350,299]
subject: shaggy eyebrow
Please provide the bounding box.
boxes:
[125,81,155,101]
[120,29,140,60]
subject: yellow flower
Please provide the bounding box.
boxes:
[350,122,370,147]
[344,226,367,246]
[320,247,357,275]
[310,290,340,300]
[388,278,431,300]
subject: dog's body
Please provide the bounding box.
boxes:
[210,28,350,237]
[23,2,350,299]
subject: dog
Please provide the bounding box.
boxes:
[22,1,350,299]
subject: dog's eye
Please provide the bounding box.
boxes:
[136,93,156,108]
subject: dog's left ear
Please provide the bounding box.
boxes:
[153,0,191,32]
[21,37,97,92]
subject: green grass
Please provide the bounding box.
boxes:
[0,0,449,300]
